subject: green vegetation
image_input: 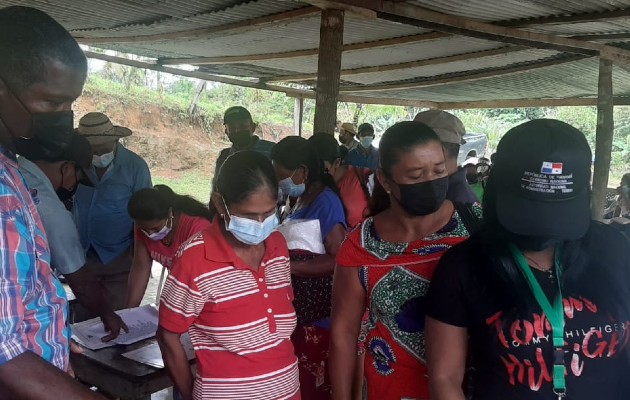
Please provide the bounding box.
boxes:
[153,172,211,202]
[87,59,630,186]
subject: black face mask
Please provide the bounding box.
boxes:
[393,176,449,216]
[13,111,75,159]
[228,130,252,148]
[0,80,74,157]
[55,164,79,202]
[56,184,78,202]
[508,232,560,252]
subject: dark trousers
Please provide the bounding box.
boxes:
[71,247,132,322]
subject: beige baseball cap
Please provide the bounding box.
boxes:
[414,110,466,145]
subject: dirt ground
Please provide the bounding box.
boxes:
[73,94,295,183]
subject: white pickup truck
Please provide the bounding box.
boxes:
[457,132,488,165]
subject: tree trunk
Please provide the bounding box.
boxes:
[188,81,207,116]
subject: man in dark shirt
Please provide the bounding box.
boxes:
[347,122,379,170]
[414,110,479,203]
[212,106,274,189]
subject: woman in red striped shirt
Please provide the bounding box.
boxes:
[157,151,300,400]
[126,185,212,308]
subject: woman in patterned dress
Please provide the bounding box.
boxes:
[330,121,478,399]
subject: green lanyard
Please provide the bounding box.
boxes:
[509,243,566,399]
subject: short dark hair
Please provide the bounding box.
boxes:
[0,6,87,92]
[442,142,460,160]
[272,136,344,202]
[370,121,442,215]
[210,151,278,218]
[308,132,341,165]
[358,123,375,136]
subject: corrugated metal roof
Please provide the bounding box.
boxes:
[341,49,561,85]
[72,0,307,37]
[351,59,630,102]
[6,0,630,105]
[406,0,630,22]
[1,0,251,31]
[251,37,511,76]
[525,20,630,36]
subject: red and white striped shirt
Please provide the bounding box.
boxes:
[159,220,300,400]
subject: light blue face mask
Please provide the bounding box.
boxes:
[279,170,306,198]
[223,200,279,245]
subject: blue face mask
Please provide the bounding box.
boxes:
[279,170,306,198]
[224,201,279,245]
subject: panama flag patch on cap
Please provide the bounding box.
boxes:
[541,161,563,175]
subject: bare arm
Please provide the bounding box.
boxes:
[64,267,128,341]
[156,327,194,400]
[425,316,468,400]
[126,238,153,308]
[0,351,105,400]
[330,264,366,400]
[291,224,345,277]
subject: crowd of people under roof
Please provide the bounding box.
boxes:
[1,5,630,400]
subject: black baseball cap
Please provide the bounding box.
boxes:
[223,106,253,124]
[493,119,592,240]
[33,134,94,186]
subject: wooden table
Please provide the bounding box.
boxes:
[70,339,174,400]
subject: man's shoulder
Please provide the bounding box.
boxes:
[118,145,149,168]
[254,138,275,154]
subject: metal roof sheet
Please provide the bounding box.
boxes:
[6,0,630,106]
[406,0,630,22]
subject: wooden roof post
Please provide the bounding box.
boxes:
[592,58,614,220]
[294,96,304,137]
[313,9,344,134]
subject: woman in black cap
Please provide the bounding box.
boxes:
[425,119,630,400]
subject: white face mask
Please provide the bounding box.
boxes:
[222,198,278,245]
[93,151,115,168]
[360,136,374,148]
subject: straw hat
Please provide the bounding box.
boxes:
[76,112,132,145]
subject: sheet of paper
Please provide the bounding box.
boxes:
[72,304,159,350]
[122,333,195,368]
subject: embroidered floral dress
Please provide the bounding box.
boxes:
[337,208,478,399]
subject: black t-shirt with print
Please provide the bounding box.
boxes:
[426,222,630,400]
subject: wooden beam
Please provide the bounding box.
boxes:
[336,95,630,109]
[158,31,449,65]
[82,51,315,98]
[337,94,439,108]
[327,1,630,64]
[266,45,527,82]
[500,8,630,27]
[435,97,630,109]
[74,6,319,44]
[313,9,345,133]
[592,58,615,220]
[339,54,587,92]
[572,33,630,41]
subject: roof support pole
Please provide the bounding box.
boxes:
[313,9,345,134]
[294,96,305,137]
[592,58,614,220]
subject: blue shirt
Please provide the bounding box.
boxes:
[288,187,345,329]
[18,157,85,275]
[347,146,379,170]
[0,147,69,370]
[288,187,346,240]
[74,143,152,264]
